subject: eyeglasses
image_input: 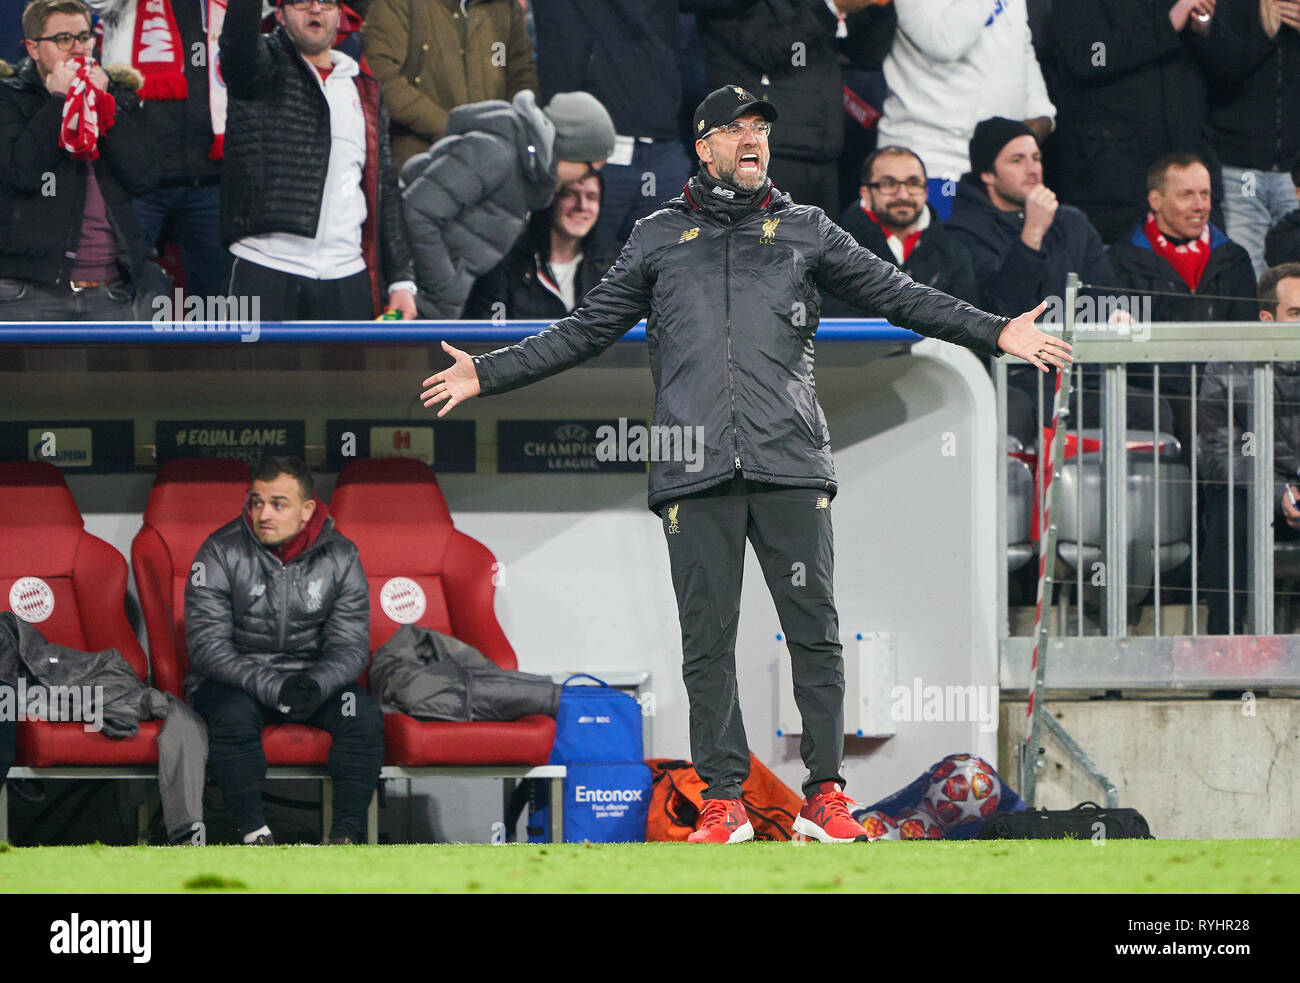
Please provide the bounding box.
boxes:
[704,121,772,139]
[32,31,94,51]
[867,177,927,193]
[284,0,340,9]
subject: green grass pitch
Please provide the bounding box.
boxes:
[1,839,1297,893]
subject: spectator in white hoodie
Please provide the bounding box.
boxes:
[877,0,1055,220]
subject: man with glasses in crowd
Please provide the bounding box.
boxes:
[218,0,415,321]
[0,0,160,321]
[826,145,978,313]
[421,84,1070,844]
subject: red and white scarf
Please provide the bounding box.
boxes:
[98,0,228,158]
[1144,210,1212,292]
[862,201,927,264]
[59,57,118,160]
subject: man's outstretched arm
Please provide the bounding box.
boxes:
[421,230,653,415]
[815,212,1071,373]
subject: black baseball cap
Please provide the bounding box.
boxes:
[693,85,778,140]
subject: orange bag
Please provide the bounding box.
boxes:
[646,755,802,841]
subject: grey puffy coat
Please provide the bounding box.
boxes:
[401,90,557,319]
[369,624,560,722]
[184,516,370,709]
[1,612,165,738]
[475,175,1010,512]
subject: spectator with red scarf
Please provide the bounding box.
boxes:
[824,144,977,315]
[1110,152,1257,454]
[0,0,160,321]
[1110,152,1257,324]
[91,0,234,303]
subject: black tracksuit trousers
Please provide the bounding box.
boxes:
[661,474,845,800]
[193,680,384,841]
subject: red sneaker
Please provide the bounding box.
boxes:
[793,782,868,842]
[687,798,754,843]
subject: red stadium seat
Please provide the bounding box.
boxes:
[330,459,555,766]
[0,462,159,766]
[130,457,333,764]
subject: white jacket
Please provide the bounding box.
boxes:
[877,0,1055,182]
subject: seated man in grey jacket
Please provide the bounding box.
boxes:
[401,89,615,319]
[185,455,381,845]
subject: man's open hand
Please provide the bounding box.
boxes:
[997,300,1073,373]
[420,341,481,417]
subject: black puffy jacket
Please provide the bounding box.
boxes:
[0,58,159,285]
[184,513,370,709]
[474,175,1008,511]
[218,0,412,310]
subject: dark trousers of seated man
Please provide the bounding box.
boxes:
[1204,485,1300,634]
[193,680,384,841]
[661,473,845,800]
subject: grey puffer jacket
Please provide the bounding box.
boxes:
[1198,361,1300,516]
[184,514,370,709]
[475,174,1010,512]
[0,612,166,738]
[369,625,560,722]
[401,90,556,319]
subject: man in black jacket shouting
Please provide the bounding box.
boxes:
[186,456,382,845]
[420,85,1069,844]
[219,0,415,320]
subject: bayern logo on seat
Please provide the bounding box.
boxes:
[380,576,426,624]
[9,576,55,623]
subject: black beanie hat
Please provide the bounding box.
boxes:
[969,117,1036,177]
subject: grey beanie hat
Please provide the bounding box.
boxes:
[542,92,616,163]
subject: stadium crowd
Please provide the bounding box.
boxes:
[0,0,1296,326]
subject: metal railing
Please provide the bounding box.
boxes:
[997,282,1300,696]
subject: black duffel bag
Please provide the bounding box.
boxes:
[978,801,1154,840]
